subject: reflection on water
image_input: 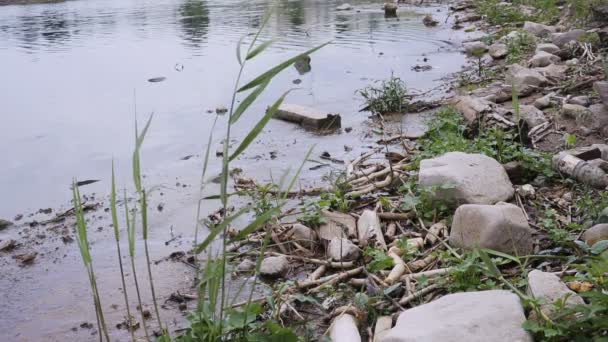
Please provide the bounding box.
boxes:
[178,0,209,49]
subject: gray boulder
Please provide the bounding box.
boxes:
[463,41,489,56]
[561,103,591,120]
[551,29,585,48]
[378,290,533,342]
[419,152,514,205]
[569,96,590,107]
[536,43,560,55]
[505,64,548,96]
[593,81,608,108]
[535,63,568,79]
[489,43,508,59]
[519,105,547,127]
[528,51,561,68]
[450,202,533,255]
[260,255,289,276]
[451,96,493,124]
[582,224,608,246]
[523,21,557,37]
[328,238,361,261]
[528,270,585,317]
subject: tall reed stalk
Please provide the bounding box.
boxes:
[110,163,136,342]
[124,189,151,341]
[72,182,111,342]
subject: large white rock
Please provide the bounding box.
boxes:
[330,314,361,342]
[449,202,533,255]
[378,290,533,342]
[528,270,585,316]
[419,152,514,205]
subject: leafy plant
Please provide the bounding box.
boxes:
[358,74,409,114]
[364,247,395,272]
[506,30,536,64]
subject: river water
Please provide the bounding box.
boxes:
[0,0,473,340]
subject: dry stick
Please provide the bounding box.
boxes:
[266,252,355,268]
[308,265,327,281]
[378,211,415,221]
[308,267,364,293]
[398,284,441,306]
[347,172,400,197]
[385,246,408,284]
[400,268,450,282]
[349,163,407,187]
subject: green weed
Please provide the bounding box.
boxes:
[358,74,409,114]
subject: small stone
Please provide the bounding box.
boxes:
[236,259,256,272]
[215,106,228,114]
[561,103,591,120]
[0,239,16,251]
[451,96,493,124]
[328,238,361,261]
[569,96,590,107]
[450,202,533,255]
[260,255,289,276]
[464,25,476,32]
[534,93,554,109]
[0,219,13,230]
[518,184,535,198]
[336,3,352,11]
[565,58,579,66]
[357,210,382,247]
[178,303,187,311]
[535,43,560,55]
[289,223,317,247]
[535,63,568,79]
[528,51,560,68]
[383,2,398,16]
[528,270,585,317]
[489,43,508,59]
[15,252,37,264]
[582,224,608,247]
[422,15,438,27]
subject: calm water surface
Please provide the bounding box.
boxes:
[0,0,473,340]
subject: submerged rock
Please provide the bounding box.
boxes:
[260,255,289,276]
[528,270,585,317]
[0,239,16,251]
[422,15,438,27]
[450,202,533,255]
[419,152,514,205]
[383,3,398,16]
[582,224,608,247]
[378,290,532,342]
[528,51,561,68]
[274,104,341,130]
[336,3,352,11]
[328,238,361,261]
[0,219,13,230]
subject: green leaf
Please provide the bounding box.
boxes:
[110,161,120,242]
[233,207,281,241]
[237,42,330,93]
[194,207,250,254]
[591,240,608,254]
[478,249,501,278]
[133,113,153,193]
[481,248,522,266]
[229,89,292,161]
[230,78,270,124]
[246,40,275,61]
[236,34,246,66]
